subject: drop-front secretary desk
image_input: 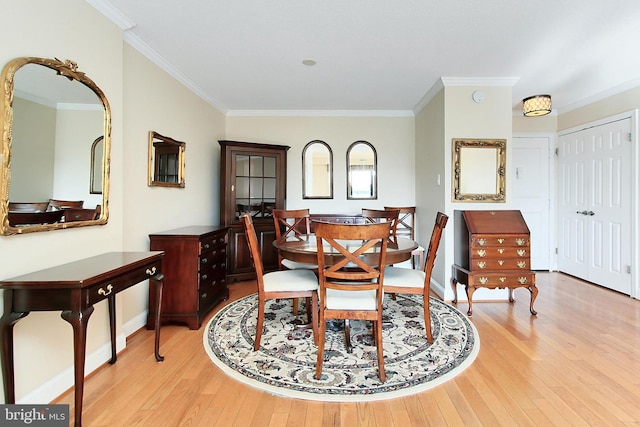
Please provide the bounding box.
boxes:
[451,210,538,316]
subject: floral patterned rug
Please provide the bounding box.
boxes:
[203,293,479,401]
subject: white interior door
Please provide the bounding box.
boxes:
[512,135,552,270]
[558,117,633,295]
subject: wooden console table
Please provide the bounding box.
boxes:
[0,252,165,427]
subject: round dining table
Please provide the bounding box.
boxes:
[273,234,419,266]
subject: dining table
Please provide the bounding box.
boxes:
[273,233,419,267]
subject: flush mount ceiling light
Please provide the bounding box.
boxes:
[523,95,552,117]
[302,59,316,66]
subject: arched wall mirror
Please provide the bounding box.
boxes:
[452,138,506,202]
[0,57,111,235]
[347,140,377,200]
[148,131,186,188]
[302,140,333,199]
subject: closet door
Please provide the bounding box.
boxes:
[557,117,632,294]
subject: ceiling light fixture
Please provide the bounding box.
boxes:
[302,59,316,66]
[522,94,552,117]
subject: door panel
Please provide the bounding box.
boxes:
[512,136,551,270]
[558,118,632,294]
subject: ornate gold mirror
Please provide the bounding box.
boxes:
[302,140,333,199]
[0,57,111,235]
[452,138,506,202]
[148,131,185,187]
[347,141,377,200]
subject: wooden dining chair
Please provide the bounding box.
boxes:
[362,208,400,238]
[382,212,448,344]
[314,221,391,382]
[241,214,319,350]
[384,206,424,269]
[272,208,318,317]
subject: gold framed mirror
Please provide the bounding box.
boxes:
[0,57,111,235]
[347,140,377,200]
[302,140,333,199]
[148,131,185,187]
[452,138,506,202]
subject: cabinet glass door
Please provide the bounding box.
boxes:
[235,154,278,220]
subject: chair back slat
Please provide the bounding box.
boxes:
[362,208,400,237]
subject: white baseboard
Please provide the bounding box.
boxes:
[17,311,148,404]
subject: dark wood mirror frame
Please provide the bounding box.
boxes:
[302,140,333,199]
[346,140,377,200]
[0,57,111,235]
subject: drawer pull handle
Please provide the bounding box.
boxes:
[476,250,486,257]
[517,261,527,268]
[477,261,486,269]
[146,267,156,276]
[98,284,113,296]
[515,238,526,246]
[498,260,504,266]
[497,248,504,254]
[499,277,506,283]
[477,238,487,246]
[497,238,504,244]
[517,249,526,257]
[478,277,488,284]
[518,277,528,284]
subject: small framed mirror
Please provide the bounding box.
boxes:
[148,131,185,188]
[452,138,506,202]
[302,140,333,199]
[347,141,377,200]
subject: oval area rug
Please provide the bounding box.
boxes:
[203,293,479,401]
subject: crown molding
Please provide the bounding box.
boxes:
[226,110,415,117]
[441,77,520,87]
[558,78,640,114]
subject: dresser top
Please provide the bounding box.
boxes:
[461,210,530,234]
[149,225,228,237]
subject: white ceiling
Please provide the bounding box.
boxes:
[91,0,640,114]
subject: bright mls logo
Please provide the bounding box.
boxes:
[1,404,68,426]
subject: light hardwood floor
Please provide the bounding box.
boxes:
[53,272,640,426]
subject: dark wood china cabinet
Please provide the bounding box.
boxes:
[219,140,290,281]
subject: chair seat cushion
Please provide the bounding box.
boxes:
[282,259,318,270]
[325,289,377,310]
[263,269,318,292]
[383,266,426,289]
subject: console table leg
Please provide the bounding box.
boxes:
[61,306,94,427]
[466,286,475,316]
[108,295,117,364]
[451,277,458,305]
[152,274,165,362]
[0,297,29,404]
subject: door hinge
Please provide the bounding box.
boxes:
[627,265,632,274]
[555,147,559,156]
[555,247,558,254]
[628,133,632,142]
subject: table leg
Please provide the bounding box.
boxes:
[61,306,94,427]
[152,274,165,362]
[0,290,29,404]
[108,295,117,364]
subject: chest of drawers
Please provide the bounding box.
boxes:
[451,210,538,316]
[147,225,229,329]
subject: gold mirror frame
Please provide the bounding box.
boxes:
[148,131,185,187]
[452,138,506,202]
[0,57,111,235]
[302,140,333,199]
